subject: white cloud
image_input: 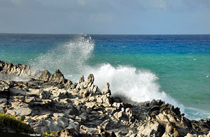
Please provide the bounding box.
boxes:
[0,0,209,34]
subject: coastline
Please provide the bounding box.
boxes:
[0,60,210,137]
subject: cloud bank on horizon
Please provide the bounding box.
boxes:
[0,0,210,34]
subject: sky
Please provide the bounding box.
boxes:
[0,0,210,34]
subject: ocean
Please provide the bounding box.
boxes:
[0,34,210,120]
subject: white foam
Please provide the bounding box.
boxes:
[185,107,210,120]
[29,35,94,75]
[83,63,184,113]
[0,74,30,82]
[29,35,185,114]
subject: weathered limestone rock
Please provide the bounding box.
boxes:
[103,83,111,95]
[64,80,72,87]
[92,85,101,95]
[137,120,165,137]
[0,61,41,79]
[0,98,7,113]
[156,113,170,123]
[46,118,68,133]
[113,111,123,121]
[112,102,123,110]
[86,74,94,87]
[1,61,210,137]
[125,107,133,118]
[85,102,96,109]
[101,95,113,107]
[100,119,110,130]
[6,102,32,116]
[39,90,51,99]
[52,127,79,137]
[49,69,66,84]
[162,122,180,137]
[67,119,80,132]
[0,81,9,91]
[80,125,98,134]
[79,89,89,98]
[39,69,51,82]
[79,75,85,83]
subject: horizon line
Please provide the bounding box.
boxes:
[0,32,210,35]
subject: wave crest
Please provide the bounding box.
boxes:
[84,63,184,112]
[29,35,94,75]
[29,35,185,113]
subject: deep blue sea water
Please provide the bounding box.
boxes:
[0,34,210,120]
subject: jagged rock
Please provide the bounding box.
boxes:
[1,61,210,137]
[100,119,110,130]
[79,89,89,98]
[70,82,77,89]
[39,69,51,81]
[162,122,180,137]
[92,85,101,95]
[13,96,24,102]
[137,120,165,137]
[86,74,94,87]
[96,131,116,137]
[39,90,51,99]
[57,117,69,129]
[64,80,72,87]
[0,98,7,113]
[24,97,34,104]
[1,61,13,71]
[52,127,80,137]
[27,89,41,96]
[0,61,40,79]
[125,107,133,119]
[85,102,96,109]
[0,80,10,91]
[80,125,98,134]
[45,116,69,133]
[6,102,32,116]
[101,95,113,107]
[156,113,170,123]
[105,107,117,115]
[79,75,85,83]
[49,69,66,84]
[19,64,31,77]
[89,96,95,102]
[112,102,123,110]
[67,119,80,131]
[159,103,181,116]
[103,83,111,95]
[113,111,123,120]
[96,95,103,104]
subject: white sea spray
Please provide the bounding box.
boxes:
[29,35,186,114]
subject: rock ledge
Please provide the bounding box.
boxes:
[0,61,210,137]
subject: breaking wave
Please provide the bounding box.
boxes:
[29,35,94,76]
[29,35,185,113]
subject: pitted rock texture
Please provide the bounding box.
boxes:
[0,61,210,137]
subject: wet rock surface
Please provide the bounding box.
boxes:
[0,60,210,137]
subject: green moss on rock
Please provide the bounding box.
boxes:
[0,112,36,134]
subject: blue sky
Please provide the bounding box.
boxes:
[0,0,210,34]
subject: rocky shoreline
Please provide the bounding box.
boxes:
[0,60,210,137]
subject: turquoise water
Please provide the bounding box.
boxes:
[87,54,210,110]
[0,34,210,120]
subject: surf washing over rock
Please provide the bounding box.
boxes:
[0,60,210,137]
[28,35,185,114]
[1,34,210,120]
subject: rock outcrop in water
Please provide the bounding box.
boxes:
[0,60,210,137]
